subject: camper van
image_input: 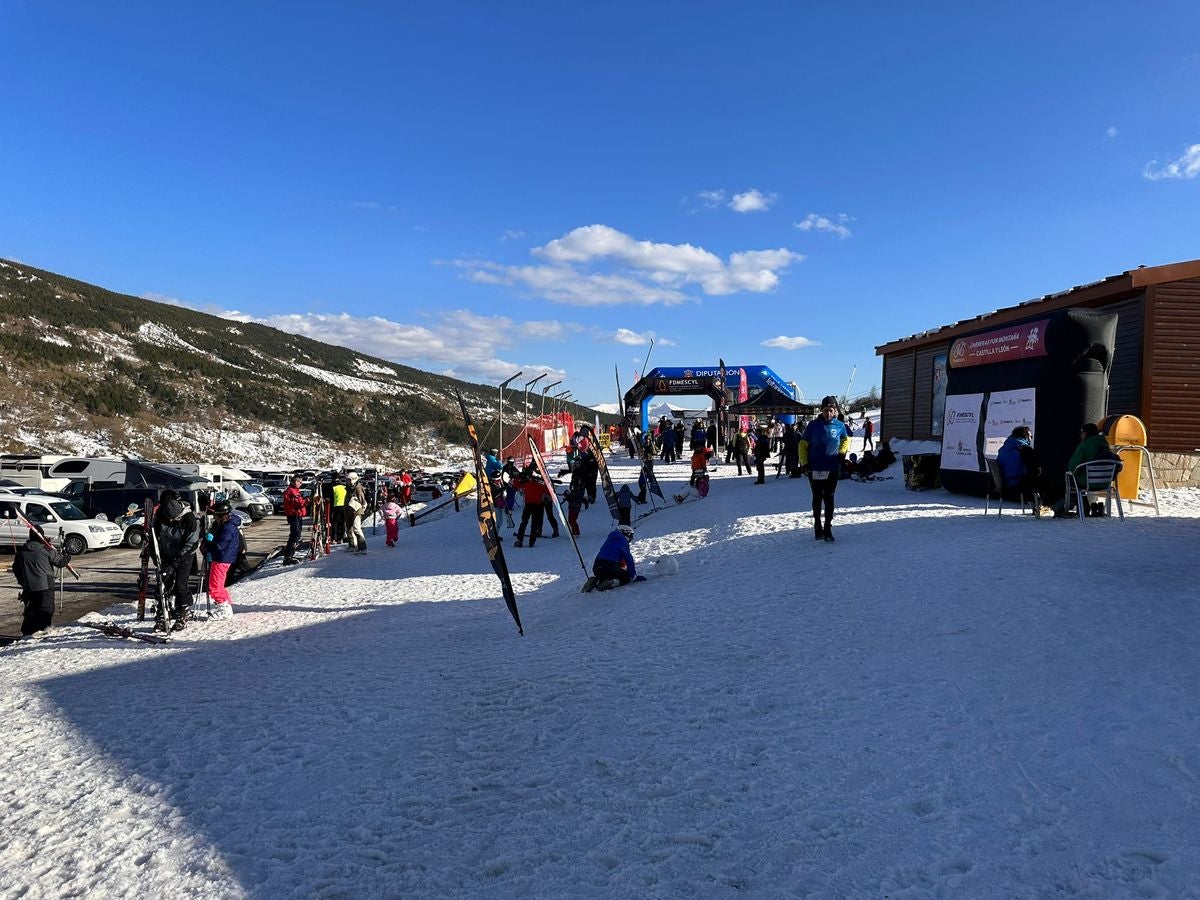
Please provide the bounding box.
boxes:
[45,457,128,488]
[0,454,73,492]
[160,464,273,521]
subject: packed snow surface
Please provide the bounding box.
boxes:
[2,454,1198,898]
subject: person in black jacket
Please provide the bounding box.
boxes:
[753,426,770,484]
[155,491,201,632]
[13,525,72,636]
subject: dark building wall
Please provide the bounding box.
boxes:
[1146,279,1200,452]
[1102,294,1144,416]
[912,345,946,440]
[881,352,914,441]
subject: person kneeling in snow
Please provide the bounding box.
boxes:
[585,525,647,591]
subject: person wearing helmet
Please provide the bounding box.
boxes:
[583,524,646,592]
[799,395,851,542]
[202,499,239,620]
[154,491,201,631]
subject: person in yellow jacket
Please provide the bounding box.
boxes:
[331,477,348,544]
[798,396,852,542]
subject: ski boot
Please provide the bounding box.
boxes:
[823,524,835,543]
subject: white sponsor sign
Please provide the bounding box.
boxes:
[940,393,985,471]
[983,388,1036,458]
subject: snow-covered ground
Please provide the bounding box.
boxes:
[2,451,1198,898]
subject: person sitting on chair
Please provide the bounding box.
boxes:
[996,425,1041,507]
[1065,423,1122,517]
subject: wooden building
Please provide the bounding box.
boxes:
[875,259,1200,485]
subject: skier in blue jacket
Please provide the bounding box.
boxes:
[584,525,646,591]
[799,396,852,542]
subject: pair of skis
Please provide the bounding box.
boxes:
[135,497,167,627]
[80,620,170,645]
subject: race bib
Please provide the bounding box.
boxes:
[810,470,830,481]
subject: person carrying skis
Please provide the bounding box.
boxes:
[583,525,646,591]
[13,523,72,636]
[382,495,403,547]
[202,500,239,620]
[282,474,308,564]
[155,491,201,631]
[799,396,852,542]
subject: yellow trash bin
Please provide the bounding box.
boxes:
[1101,414,1146,501]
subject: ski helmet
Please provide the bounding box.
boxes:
[212,500,232,515]
[617,525,635,539]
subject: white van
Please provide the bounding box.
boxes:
[0,493,124,555]
[219,468,273,521]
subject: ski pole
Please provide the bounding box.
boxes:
[14,509,81,580]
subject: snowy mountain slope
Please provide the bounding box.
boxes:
[0,258,606,467]
[2,454,1199,897]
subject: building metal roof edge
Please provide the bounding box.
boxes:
[874,258,1200,356]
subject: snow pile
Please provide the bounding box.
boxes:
[137,321,207,356]
[40,333,73,347]
[354,357,399,377]
[2,456,1199,897]
[293,362,397,394]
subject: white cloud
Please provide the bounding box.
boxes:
[351,201,398,212]
[1143,143,1200,180]
[168,297,576,386]
[458,224,801,306]
[795,213,853,239]
[762,335,820,350]
[499,229,526,242]
[728,189,777,213]
[697,189,727,208]
[1106,126,1118,139]
[599,328,675,347]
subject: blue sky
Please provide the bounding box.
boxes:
[3,2,1198,408]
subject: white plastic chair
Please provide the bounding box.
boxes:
[984,457,1034,515]
[1064,460,1124,523]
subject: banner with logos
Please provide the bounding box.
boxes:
[949,319,1049,368]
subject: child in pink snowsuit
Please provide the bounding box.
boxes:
[383,499,402,547]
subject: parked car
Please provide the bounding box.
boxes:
[0,494,123,555]
[117,506,252,549]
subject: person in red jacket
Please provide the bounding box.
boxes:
[282,474,308,563]
[513,468,548,547]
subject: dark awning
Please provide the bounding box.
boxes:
[726,386,816,416]
[123,460,211,490]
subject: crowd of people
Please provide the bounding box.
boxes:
[10,402,1129,635]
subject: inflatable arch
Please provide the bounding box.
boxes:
[623,365,797,433]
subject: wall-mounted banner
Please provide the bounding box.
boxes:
[983,388,1036,459]
[949,319,1049,368]
[940,393,985,472]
